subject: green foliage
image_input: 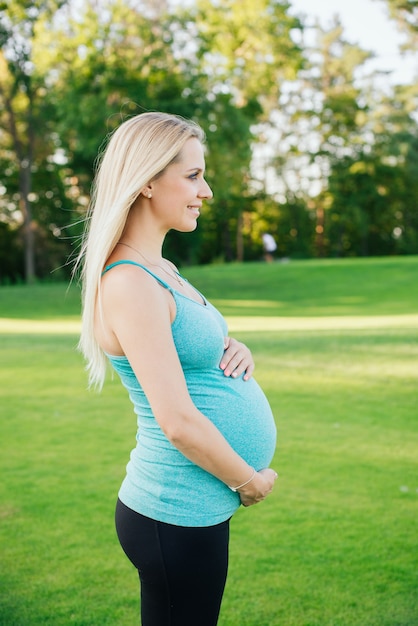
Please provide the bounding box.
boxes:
[47,2,194,177]
[378,0,418,49]
[197,94,255,262]
[325,82,418,257]
[193,0,302,108]
[1,257,417,624]
[0,0,74,281]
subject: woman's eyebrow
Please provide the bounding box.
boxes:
[185,167,205,173]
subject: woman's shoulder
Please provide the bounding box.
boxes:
[102,261,172,311]
[96,262,176,355]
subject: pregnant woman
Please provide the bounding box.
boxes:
[76,111,278,626]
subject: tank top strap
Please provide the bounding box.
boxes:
[102,260,173,291]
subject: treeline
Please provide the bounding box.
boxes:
[1,0,417,283]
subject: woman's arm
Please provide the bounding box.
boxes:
[100,267,277,505]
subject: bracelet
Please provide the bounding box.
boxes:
[228,468,256,492]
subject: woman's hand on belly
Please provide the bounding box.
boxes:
[220,337,254,381]
[238,468,278,507]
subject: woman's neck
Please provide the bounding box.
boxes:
[121,209,166,262]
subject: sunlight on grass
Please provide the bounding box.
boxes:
[228,314,418,332]
[1,313,417,335]
[0,318,81,334]
[213,299,283,308]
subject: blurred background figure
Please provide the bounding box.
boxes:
[262,233,277,262]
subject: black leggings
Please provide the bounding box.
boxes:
[115,499,230,626]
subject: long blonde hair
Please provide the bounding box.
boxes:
[76,111,205,388]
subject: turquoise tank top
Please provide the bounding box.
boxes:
[103,260,277,527]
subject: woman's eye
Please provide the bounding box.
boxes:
[188,172,199,180]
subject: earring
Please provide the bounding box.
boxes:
[147,193,152,198]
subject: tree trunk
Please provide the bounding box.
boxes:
[236,211,244,262]
[0,81,36,282]
[20,162,35,283]
[315,206,325,258]
[23,88,36,283]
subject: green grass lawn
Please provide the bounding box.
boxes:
[1,257,417,625]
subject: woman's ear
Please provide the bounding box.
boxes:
[141,187,152,199]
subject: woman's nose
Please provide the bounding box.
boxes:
[199,178,213,199]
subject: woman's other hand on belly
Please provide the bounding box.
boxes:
[238,468,278,507]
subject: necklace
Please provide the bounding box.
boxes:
[117,241,184,286]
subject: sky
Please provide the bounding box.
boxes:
[288,0,417,85]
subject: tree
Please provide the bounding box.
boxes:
[41,0,205,268]
[266,17,372,256]
[175,0,303,260]
[45,0,303,265]
[376,0,418,48]
[0,0,68,282]
[323,55,418,256]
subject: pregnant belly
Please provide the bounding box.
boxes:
[188,373,277,470]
